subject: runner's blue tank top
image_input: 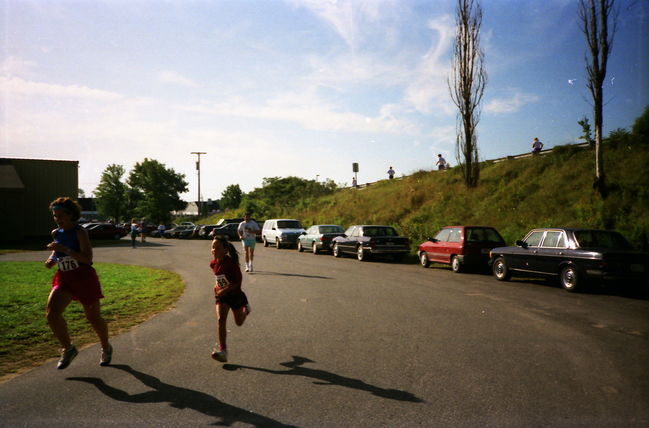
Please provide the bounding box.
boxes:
[54,225,81,259]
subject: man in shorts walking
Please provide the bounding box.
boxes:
[238,213,260,273]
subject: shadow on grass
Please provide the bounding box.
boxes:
[223,355,424,403]
[67,364,297,427]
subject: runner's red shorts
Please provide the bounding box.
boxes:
[51,265,104,305]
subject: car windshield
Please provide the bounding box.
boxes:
[466,228,503,243]
[319,226,343,233]
[277,220,302,229]
[363,227,397,237]
[574,230,633,250]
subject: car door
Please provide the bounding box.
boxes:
[307,226,318,248]
[509,230,545,271]
[427,228,451,263]
[535,230,568,275]
[444,227,463,263]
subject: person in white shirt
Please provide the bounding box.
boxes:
[237,213,260,273]
[436,154,447,170]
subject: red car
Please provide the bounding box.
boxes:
[418,226,505,272]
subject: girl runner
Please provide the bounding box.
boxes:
[210,236,251,362]
[44,197,112,369]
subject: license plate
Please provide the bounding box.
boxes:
[630,264,644,273]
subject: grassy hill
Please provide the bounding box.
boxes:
[293,140,649,250]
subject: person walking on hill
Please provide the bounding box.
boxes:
[436,154,447,170]
[44,196,112,369]
[532,137,544,154]
[210,236,251,363]
[238,212,260,273]
[387,166,395,179]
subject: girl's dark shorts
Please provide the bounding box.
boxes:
[216,290,248,310]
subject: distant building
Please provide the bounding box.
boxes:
[173,201,200,217]
[0,158,78,242]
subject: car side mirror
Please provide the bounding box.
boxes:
[516,240,528,249]
[301,232,306,235]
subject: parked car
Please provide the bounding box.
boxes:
[418,226,505,272]
[165,225,195,239]
[332,225,410,261]
[489,228,649,292]
[297,224,345,254]
[208,223,240,241]
[262,219,305,248]
[150,224,176,238]
[85,223,128,240]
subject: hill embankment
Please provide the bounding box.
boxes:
[294,141,649,250]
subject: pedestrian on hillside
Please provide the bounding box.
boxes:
[352,176,357,188]
[44,196,112,369]
[130,219,138,248]
[436,154,447,170]
[387,166,395,179]
[210,236,251,363]
[238,212,260,273]
[532,137,544,154]
[158,223,166,239]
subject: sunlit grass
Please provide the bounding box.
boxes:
[0,261,184,379]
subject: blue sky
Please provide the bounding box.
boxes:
[2,0,647,202]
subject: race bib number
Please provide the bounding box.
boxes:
[215,274,230,288]
[57,256,79,272]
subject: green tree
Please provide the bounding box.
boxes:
[577,116,595,146]
[631,105,649,140]
[220,184,243,210]
[94,164,128,223]
[127,158,188,223]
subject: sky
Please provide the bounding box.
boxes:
[2,0,648,202]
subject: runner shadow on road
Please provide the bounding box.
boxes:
[223,356,424,403]
[67,364,296,427]
[251,271,333,280]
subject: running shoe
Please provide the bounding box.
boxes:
[244,303,252,315]
[100,344,113,366]
[211,348,228,363]
[57,345,78,370]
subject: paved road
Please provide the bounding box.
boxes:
[1,239,648,427]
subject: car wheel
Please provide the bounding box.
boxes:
[419,252,430,268]
[451,256,463,273]
[560,265,581,292]
[312,242,319,254]
[297,241,304,252]
[357,245,368,261]
[263,237,269,247]
[492,257,511,281]
[333,243,341,257]
[275,238,281,249]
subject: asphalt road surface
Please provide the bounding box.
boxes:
[1,239,648,427]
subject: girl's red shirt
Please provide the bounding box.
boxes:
[210,256,242,293]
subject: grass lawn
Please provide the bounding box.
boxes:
[0,261,184,380]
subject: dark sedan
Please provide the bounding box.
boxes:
[297,224,345,254]
[85,223,128,240]
[165,225,196,239]
[490,228,649,292]
[208,223,240,241]
[332,225,409,262]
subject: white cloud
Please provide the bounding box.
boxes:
[0,76,124,101]
[484,91,540,114]
[1,56,38,77]
[290,0,395,50]
[158,70,199,88]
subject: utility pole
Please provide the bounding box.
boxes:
[191,152,206,216]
